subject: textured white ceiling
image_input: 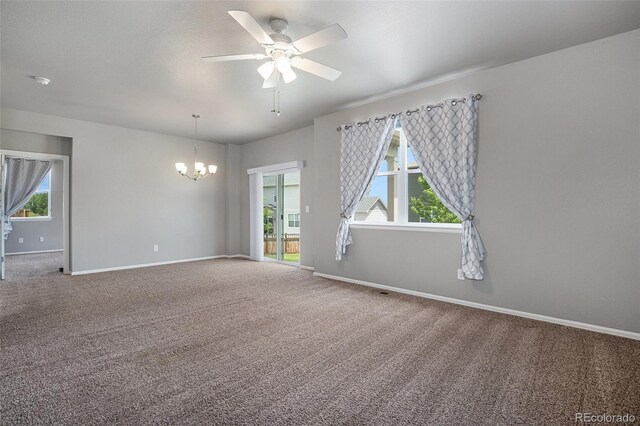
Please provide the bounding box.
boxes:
[1,1,639,144]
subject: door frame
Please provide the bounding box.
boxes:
[247,161,303,264]
[263,170,299,265]
[0,149,71,278]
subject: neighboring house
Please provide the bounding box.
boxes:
[354,196,388,222]
[263,173,300,234]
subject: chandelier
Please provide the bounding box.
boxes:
[175,114,217,181]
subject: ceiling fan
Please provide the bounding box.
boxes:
[202,11,347,88]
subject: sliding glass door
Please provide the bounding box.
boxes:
[262,170,300,264]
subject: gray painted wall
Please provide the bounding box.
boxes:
[0,110,227,272]
[225,144,242,256]
[5,161,64,253]
[0,128,72,156]
[312,30,640,333]
[234,126,314,267]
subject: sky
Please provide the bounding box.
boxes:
[37,172,50,192]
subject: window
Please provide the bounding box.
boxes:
[11,171,51,220]
[353,125,461,227]
[288,213,300,228]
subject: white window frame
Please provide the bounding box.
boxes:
[288,213,300,228]
[11,170,52,222]
[350,127,462,234]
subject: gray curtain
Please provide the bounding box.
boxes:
[336,117,396,260]
[400,95,485,279]
[3,157,53,238]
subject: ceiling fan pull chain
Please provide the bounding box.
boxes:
[271,87,276,114]
[277,74,281,116]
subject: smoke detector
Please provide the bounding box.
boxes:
[34,76,51,86]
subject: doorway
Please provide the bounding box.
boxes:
[0,149,70,280]
[262,170,300,264]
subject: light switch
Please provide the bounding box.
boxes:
[305,205,310,213]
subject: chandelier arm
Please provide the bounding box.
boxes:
[175,114,215,182]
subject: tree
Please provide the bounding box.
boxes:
[410,176,461,224]
[23,193,49,217]
[263,206,274,234]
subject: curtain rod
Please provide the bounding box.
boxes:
[336,94,482,132]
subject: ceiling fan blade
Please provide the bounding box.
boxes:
[290,57,342,81]
[228,11,274,45]
[202,53,267,63]
[262,70,279,88]
[291,24,347,54]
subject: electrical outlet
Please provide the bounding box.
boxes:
[18,238,24,244]
[153,245,159,252]
[457,269,465,280]
[39,237,45,242]
[305,205,310,213]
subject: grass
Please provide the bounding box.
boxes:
[264,252,300,263]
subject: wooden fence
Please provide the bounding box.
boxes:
[13,209,31,218]
[264,234,300,255]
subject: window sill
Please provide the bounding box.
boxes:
[11,217,53,222]
[350,222,462,234]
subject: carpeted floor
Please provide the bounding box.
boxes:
[1,259,638,425]
[3,251,64,281]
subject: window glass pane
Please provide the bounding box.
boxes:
[262,175,277,206]
[13,193,49,218]
[12,172,50,218]
[378,129,401,172]
[355,174,397,222]
[262,176,277,259]
[38,174,50,192]
[287,213,300,228]
[407,146,420,172]
[407,173,461,224]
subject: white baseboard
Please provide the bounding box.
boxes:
[6,249,63,256]
[71,255,228,276]
[313,272,640,341]
[299,265,315,271]
[227,254,251,259]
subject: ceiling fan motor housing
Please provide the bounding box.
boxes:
[265,32,294,58]
[269,18,288,34]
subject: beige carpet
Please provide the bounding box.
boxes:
[1,258,638,425]
[3,251,63,281]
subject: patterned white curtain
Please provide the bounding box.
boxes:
[3,157,53,239]
[336,117,396,260]
[400,95,485,279]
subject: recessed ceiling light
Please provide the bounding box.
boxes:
[34,76,51,86]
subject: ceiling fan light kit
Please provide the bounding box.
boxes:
[257,61,275,79]
[202,10,347,115]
